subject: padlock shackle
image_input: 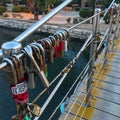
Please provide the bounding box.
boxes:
[3,58,18,84]
[48,36,56,47]
[24,45,49,88]
[31,43,46,64]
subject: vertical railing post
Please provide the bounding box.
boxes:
[111,4,119,50]
[86,8,101,105]
[102,7,113,68]
[118,4,120,33]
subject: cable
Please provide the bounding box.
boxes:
[32,33,93,103]
[48,55,94,120]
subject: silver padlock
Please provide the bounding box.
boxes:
[23,45,49,88]
[1,42,22,85]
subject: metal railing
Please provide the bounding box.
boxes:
[0,0,120,120]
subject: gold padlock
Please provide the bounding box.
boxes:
[27,103,41,117]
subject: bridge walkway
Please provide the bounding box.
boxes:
[59,37,120,120]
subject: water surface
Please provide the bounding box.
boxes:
[0,28,89,120]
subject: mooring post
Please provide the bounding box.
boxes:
[86,8,101,106]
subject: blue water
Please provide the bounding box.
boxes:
[0,28,89,120]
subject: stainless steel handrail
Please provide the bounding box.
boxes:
[0,0,72,57]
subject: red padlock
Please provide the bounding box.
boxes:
[10,80,28,104]
[54,35,59,58]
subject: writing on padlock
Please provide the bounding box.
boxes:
[10,81,28,104]
[27,103,41,117]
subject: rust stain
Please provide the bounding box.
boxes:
[66,37,120,120]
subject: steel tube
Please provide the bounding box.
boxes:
[0,0,72,57]
[13,0,72,43]
[0,53,24,69]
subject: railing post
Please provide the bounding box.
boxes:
[86,8,101,105]
[102,7,113,68]
[118,4,120,33]
[111,3,119,50]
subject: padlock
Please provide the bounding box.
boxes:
[54,34,59,58]
[44,38,54,63]
[37,39,45,49]
[57,29,69,52]
[27,103,41,117]
[10,80,28,104]
[31,42,48,76]
[12,111,31,120]
[30,44,42,67]
[23,45,49,88]
[10,56,21,82]
[11,114,24,120]
[58,32,64,58]
[21,49,35,89]
[24,114,31,120]
[54,31,64,58]
[26,58,35,89]
[12,55,25,83]
[42,38,52,63]
[61,29,69,51]
[48,35,56,63]
[1,41,22,85]
[2,58,18,85]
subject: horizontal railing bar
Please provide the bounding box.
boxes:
[13,0,72,43]
[0,33,92,80]
[0,53,24,69]
[0,0,72,58]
